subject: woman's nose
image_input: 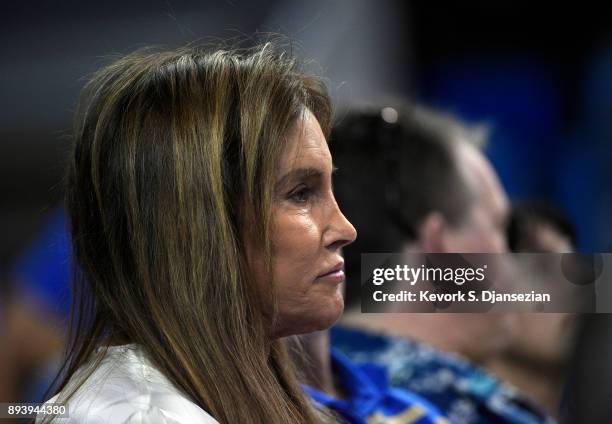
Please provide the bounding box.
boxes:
[323,199,357,251]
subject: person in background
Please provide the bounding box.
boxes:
[1,212,68,404]
[507,202,576,254]
[329,105,555,424]
[488,202,578,418]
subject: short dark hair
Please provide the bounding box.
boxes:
[507,201,577,251]
[330,104,483,306]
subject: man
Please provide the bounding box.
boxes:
[488,202,578,418]
[327,105,554,424]
[507,202,576,254]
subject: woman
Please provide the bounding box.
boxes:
[40,43,356,423]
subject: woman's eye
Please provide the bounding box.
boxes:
[289,186,311,204]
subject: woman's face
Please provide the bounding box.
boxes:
[247,110,357,339]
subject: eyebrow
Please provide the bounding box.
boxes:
[275,167,326,191]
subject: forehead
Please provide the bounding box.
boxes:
[457,141,508,215]
[278,110,330,173]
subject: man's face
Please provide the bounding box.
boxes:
[444,141,509,254]
[434,141,515,362]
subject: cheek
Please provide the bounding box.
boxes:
[464,210,506,253]
[271,213,321,285]
[268,211,344,337]
[448,229,488,254]
[478,224,507,253]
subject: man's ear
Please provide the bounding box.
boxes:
[417,212,447,253]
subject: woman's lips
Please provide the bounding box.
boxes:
[316,262,345,283]
[316,269,345,283]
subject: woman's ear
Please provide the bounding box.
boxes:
[417,212,448,253]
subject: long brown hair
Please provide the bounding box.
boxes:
[50,43,332,423]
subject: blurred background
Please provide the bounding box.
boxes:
[1,0,611,410]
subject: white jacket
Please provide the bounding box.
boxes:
[37,344,218,424]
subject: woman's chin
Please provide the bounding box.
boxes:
[310,297,345,333]
[271,295,345,339]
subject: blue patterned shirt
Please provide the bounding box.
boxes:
[304,348,449,424]
[331,326,556,424]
